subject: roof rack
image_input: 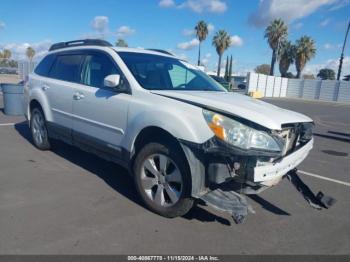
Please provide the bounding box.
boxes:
[49,39,113,51]
[146,49,174,56]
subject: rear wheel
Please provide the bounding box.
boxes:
[133,142,194,218]
[30,107,51,150]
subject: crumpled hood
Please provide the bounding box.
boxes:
[152,91,312,130]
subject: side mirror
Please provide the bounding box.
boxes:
[104,74,120,88]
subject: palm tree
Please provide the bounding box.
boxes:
[2,49,11,60]
[195,20,208,66]
[212,30,231,77]
[264,19,288,76]
[278,41,295,77]
[115,38,128,47]
[295,35,316,78]
[26,46,35,62]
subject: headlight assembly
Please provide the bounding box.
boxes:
[202,109,282,152]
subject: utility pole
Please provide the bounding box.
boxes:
[337,21,350,81]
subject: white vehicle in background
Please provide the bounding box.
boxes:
[23,39,314,223]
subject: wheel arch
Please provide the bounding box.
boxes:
[130,125,206,198]
[130,126,185,167]
[30,99,42,112]
[28,93,53,122]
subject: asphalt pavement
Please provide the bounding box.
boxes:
[0,95,349,254]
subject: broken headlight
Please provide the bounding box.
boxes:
[203,109,282,152]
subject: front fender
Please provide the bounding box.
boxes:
[121,108,212,197]
[121,108,213,153]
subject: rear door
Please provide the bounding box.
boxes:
[72,50,131,157]
[44,53,84,142]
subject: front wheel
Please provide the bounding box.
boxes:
[30,107,51,150]
[133,142,194,218]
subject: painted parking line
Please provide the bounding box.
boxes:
[299,169,350,187]
[0,123,15,126]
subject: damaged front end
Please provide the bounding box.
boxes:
[180,110,319,223]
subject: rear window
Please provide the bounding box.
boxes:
[49,55,84,83]
[34,54,55,77]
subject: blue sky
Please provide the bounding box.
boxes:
[0,0,349,76]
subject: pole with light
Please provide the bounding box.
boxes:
[337,21,350,81]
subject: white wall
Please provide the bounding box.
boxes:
[246,72,350,103]
[247,72,288,98]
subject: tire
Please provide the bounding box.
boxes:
[30,107,51,150]
[133,142,194,218]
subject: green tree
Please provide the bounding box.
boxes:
[264,19,288,76]
[8,60,18,68]
[212,30,231,77]
[317,68,335,80]
[26,46,36,62]
[195,20,209,66]
[2,49,11,60]
[254,64,271,75]
[115,38,128,47]
[295,35,316,78]
[303,74,315,80]
[224,56,229,81]
[0,49,12,67]
[228,55,233,82]
[278,41,295,77]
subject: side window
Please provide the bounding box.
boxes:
[34,54,55,77]
[81,53,119,88]
[168,64,196,88]
[49,55,84,83]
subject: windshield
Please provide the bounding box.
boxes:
[118,52,226,92]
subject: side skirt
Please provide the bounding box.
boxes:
[46,122,131,171]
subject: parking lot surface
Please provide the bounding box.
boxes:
[0,95,349,254]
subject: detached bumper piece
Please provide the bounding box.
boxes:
[200,189,255,224]
[287,169,336,209]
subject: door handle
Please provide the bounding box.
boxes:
[42,85,50,91]
[73,94,81,100]
[73,92,85,100]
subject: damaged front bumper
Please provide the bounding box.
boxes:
[180,136,314,196]
[179,132,316,224]
[254,138,313,185]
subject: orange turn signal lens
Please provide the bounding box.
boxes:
[208,123,226,140]
[207,113,226,140]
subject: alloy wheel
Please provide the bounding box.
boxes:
[32,111,47,146]
[140,153,183,207]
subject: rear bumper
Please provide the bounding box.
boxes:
[253,138,313,183]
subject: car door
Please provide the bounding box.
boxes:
[44,53,84,142]
[72,50,131,158]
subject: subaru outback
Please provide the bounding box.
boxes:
[24,39,314,222]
